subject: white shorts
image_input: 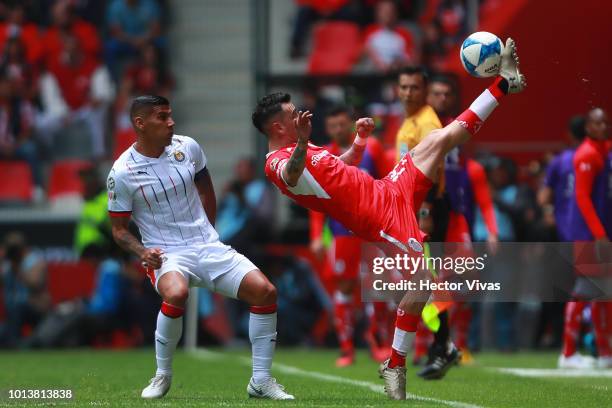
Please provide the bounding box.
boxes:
[150,241,257,299]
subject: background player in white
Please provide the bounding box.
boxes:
[107,95,294,400]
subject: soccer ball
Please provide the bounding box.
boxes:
[460,31,503,78]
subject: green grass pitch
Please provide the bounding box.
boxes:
[1,349,610,407]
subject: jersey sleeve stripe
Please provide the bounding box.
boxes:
[109,210,132,217]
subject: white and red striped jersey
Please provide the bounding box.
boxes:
[107,135,219,249]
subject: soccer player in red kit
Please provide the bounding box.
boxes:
[254,39,525,399]
[560,107,612,369]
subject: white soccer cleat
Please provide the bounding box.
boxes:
[141,374,172,399]
[247,377,295,400]
[558,353,596,369]
[597,356,612,369]
[378,359,407,400]
[499,38,527,94]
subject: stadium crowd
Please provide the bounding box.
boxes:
[0,0,609,373]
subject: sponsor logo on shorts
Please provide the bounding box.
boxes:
[408,238,423,253]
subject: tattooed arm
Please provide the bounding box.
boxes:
[194,167,217,226]
[338,117,375,166]
[282,110,312,187]
[110,215,163,269]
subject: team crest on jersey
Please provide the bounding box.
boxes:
[107,177,115,190]
[174,151,185,162]
[408,237,423,253]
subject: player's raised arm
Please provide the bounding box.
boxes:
[338,117,375,166]
[194,167,217,226]
[282,110,312,187]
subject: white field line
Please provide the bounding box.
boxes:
[191,349,484,408]
[493,367,612,378]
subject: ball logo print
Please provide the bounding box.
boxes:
[107,177,115,190]
[460,31,503,78]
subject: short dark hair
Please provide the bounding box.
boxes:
[252,92,291,134]
[429,75,453,89]
[398,65,429,85]
[568,115,586,141]
[130,95,170,123]
[325,105,352,119]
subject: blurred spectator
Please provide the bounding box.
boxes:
[289,0,358,59]
[426,75,457,125]
[216,157,276,259]
[71,0,112,29]
[43,0,101,68]
[474,157,534,242]
[300,86,335,146]
[105,0,163,79]
[74,165,112,257]
[37,34,115,158]
[115,41,173,129]
[265,255,329,345]
[25,243,131,348]
[437,0,467,44]
[421,20,447,70]
[1,36,38,100]
[363,0,416,72]
[0,232,49,347]
[0,67,43,192]
[0,3,42,66]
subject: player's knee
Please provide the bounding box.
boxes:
[164,284,189,307]
[258,282,277,305]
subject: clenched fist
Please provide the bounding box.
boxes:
[355,117,375,138]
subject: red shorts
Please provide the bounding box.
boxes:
[371,153,433,252]
[331,235,362,280]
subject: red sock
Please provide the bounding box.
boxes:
[389,310,419,368]
[592,302,612,357]
[334,296,354,355]
[455,77,506,135]
[389,348,406,368]
[562,301,586,357]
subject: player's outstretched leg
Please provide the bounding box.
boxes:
[411,37,526,181]
[142,272,188,399]
[239,270,295,400]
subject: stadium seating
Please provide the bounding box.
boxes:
[46,261,97,305]
[307,21,362,74]
[113,128,137,160]
[0,161,33,203]
[47,160,92,201]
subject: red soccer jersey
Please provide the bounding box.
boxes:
[265,143,432,251]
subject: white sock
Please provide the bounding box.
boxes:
[155,311,183,376]
[249,311,277,384]
[392,328,415,355]
[468,88,499,121]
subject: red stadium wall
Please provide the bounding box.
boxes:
[446,0,612,163]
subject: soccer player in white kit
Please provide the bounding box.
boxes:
[107,95,294,400]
